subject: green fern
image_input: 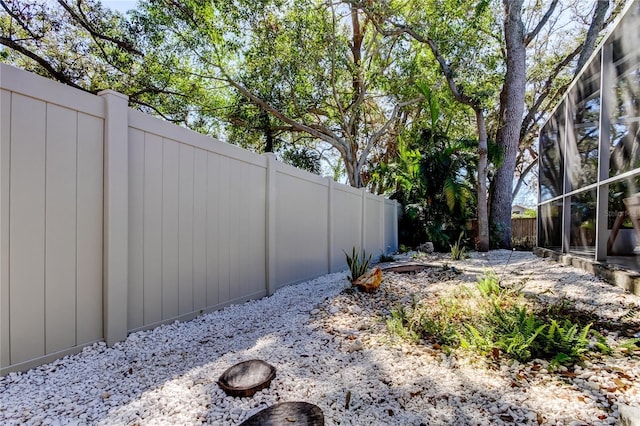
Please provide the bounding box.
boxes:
[491,304,547,362]
[476,269,501,297]
[542,319,592,365]
[458,324,493,355]
[617,338,640,356]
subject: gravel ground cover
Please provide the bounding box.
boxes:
[1,250,639,425]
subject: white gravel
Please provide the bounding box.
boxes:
[1,250,639,425]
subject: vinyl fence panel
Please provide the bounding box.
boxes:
[331,185,364,272]
[275,165,329,288]
[0,64,397,374]
[1,67,105,372]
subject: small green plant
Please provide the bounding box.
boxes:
[591,330,612,355]
[450,231,468,260]
[344,247,372,282]
[476,270,501,298]
[541,319,593,367]
[384,266,609,366]
[458,323,494,355]
[617,338,640,356]
[387,305,420,343]
[378,252,395,263]
[492,305,547,362]
[398,244,411,253]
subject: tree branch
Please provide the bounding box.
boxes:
[0,36,87,92]
[575,0,610,74]
[57,0,143,56]
[0,0,42,40]
[512,152,538,199]
[520,43,582,140]
[380,23,479,108]
[224,76,346,149]
[357,96,423,172]
[524,0,559,46]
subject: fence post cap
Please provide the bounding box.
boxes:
[97,90,129,101]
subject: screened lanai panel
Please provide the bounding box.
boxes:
[608,175,640,255]
[569,189,597,255]
[610,8,640,177]
[539,200,563,250]
[567,53,600,190]
[539,103,565,201]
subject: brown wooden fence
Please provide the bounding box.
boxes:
[466,217,537,248]
[511,218,537,240]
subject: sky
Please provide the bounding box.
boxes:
[102,0,138,13]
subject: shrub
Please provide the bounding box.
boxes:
[378,253,395,263]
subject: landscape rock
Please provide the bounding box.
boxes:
[417,242,434,253]
[619,404,640,426]
[353,267,382,293]
[0,251,638,425]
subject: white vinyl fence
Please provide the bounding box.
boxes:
[0,64,398,375]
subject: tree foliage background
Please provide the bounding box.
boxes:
[0,0,626,249]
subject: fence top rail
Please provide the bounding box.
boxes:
[365,192,384,202]
[333,183,363,197]
[275,161,329,187]
[0,64,104,118]
[128,108,268,168]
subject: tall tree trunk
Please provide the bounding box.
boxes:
[261,110,275,153]
[476,108,490,252]
[490,0,527,248]
[344,151,363,187]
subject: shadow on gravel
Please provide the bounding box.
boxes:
[96,251,634,425]
[3,252,638,425]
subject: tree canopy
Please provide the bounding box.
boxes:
[0,0,625,248]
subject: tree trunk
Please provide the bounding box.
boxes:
[261,110,275,153]
[490,0,527,249]
[344,152,363,187]
[476,108,490,252]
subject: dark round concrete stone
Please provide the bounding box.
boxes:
[217,359,276,397]
[240,401,324,426]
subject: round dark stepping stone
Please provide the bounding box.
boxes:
[240,401,324,426]
[379,262,435,274]
[217,359,276,397]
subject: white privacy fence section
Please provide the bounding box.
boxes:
[0,64,398,375]
[0,65,104,374]
[126,110,268,333]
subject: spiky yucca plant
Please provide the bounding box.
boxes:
[344,247,372,282]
